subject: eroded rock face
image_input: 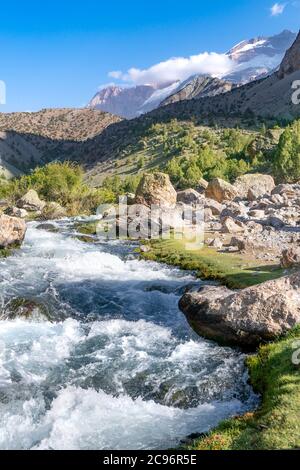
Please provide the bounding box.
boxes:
[277,31,300,79]
[17,189,46,212]
[135,173,177,208]
[0,214,26,248]
[179,273,300,348]
[205,178,238,203]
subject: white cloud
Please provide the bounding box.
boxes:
[108,52,234,87]
[270,3,286,16]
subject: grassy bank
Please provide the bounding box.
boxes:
[186,328,300,450]
[141,237,285,289]
[141,237,300,449]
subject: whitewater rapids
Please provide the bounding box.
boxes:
[0,219,257,450]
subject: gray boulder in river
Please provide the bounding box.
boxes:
[179,272,300,348]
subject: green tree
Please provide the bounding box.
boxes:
[274,121,300,182]
[165,158,184,184]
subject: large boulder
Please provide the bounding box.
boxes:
[205,178,237,203]
[179,273,300,348]
[281,247,300,268]
[234,174,275,201]
[177,189,203,205]
[17,189,46,212]
[204,198,224,216]
[135,173,177,208]
[0,214,26,248]
[41,202,67,220]
[196,178,209,194]
[221,216,245,234]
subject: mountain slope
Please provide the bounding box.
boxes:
[161,76,234,106]
[225,30,296,83]
[147,31,300,122]
[88,85,155,119]
[88,30,296,119]
[80,30,300,183]
[0,108,121,176]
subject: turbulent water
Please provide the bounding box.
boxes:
[0,218,257,450]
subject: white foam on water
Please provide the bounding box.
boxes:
[0,223,257,449]
[35,388,245,450]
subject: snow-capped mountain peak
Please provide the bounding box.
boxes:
[88,30,297,118]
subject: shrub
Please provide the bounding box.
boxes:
[274,120,300,182]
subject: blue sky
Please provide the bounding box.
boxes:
[0,0,299,112]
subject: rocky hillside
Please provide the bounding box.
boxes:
[0,108,121,176]
[161,76,234,106]
[145,31,300,122]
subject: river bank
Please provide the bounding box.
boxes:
[139,237,300,450]
[140,237,286,289]
[186,327,300,450]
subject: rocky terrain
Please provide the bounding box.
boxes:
[90,170,300,348]
[161,76,234,106]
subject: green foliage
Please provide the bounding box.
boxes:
[108,119,279,189]
[274,120,300,182]
[188,328,300,450]
[4,162,116,215]
[11,162,85,204]
[102,174,142,198]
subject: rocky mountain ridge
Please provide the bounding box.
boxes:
[88,30,296,118]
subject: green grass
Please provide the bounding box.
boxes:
[0,248,10,258]
[186,328,300,450]
[141,237,286,289]
[75,221,98,235]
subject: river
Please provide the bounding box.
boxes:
[0,218,257,450]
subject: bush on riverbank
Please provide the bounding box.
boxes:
[187,327,300,450]
[0,162,116,216]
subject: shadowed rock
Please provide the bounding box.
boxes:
[179,273,300,348]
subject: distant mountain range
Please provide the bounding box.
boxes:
[88,30,297,119]
[0,29,299,182]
